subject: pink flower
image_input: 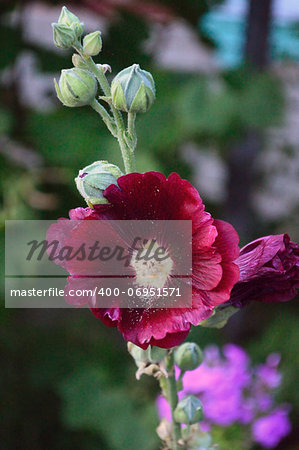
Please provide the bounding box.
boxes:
[252,408,291,448]
[229,234,299,307]
[50,172,240,348]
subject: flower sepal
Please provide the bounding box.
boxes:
[127,342,168,380]
[199,305,239,329]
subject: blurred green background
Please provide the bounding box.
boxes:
[1,0,298,448]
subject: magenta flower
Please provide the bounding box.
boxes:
[229,234,299,307]
[51,172,240,349]
[252,408,291,448]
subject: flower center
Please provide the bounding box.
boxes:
[131,241,173,288]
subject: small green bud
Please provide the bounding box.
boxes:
[83,31,102,56]
[54,68,97,108]
[52,23,76,49]
[174,395,203,425]
[174,342,203,371]
[58,6,83,38]
[75,160,123,205]
[72,54,88,69]
[111,64,155,113]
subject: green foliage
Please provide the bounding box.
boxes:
[0,106,13,134]
[0,24,22,69]
[100,11,151,72]
[27,108,120,168]
[58,367,158,450]
[176,69,283,143]
[211,424,250,450]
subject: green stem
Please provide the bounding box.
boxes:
[128,112,136,139]
[90,99,117,137]
[166,352,181,449]
[74,42,136,173]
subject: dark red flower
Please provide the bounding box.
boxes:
[52,172,239,348]
[229,234,299,307]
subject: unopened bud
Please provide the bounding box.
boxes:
[111,64,155,113]
[72,54,88,69]
[174,395,203,425]
[58,6,83,38]
[83,31,102,56]
[174,342,203,371]
[54,68,97,108]
[75,160,123,206]
[52,23,76,49]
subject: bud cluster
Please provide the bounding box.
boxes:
[52,7,83,49]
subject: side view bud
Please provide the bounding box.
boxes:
[52,23,76,49]
[174,395,204,425]
[111,64,155,113]
[54,68,97,107]
[83,31,102,56]
[72,54,88,69]
[58,6,83,38]
[174,342,203,371]
[75,160,123,206]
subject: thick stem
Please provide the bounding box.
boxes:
[166,352,181,449]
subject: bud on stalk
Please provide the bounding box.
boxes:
[174,342,203,371]
[52,23,76,49]
[58,6,83,38]
[54,68,97,107]
[174,395,203,425]
[83,31,102,56]
[111,64,155,114]
[75,161,123,206]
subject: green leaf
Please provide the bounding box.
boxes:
[58,367,158,450]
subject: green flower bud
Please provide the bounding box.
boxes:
[111,64,155,113]
[174,342,203,371]
[54,68,97,108]
[72,54,88,69]
[174,395,203,425]
[52,23,76,49]
[83,31,102,56]
[75,160,123,205]
[58,6,83,38]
